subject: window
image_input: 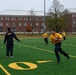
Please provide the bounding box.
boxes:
[12,22,16,26]
[24,23,27,26]
[0,22,3,26]
[19,23,22,26]
[41,29,44,32]
[24,17,28,21]
[26,18,28,20]
[11,17,16,20]
[6,22,9,26]
[30,23,32,26]
[73,20,75,25]
[41,23,44,26]
[18,17,22,20]
[12,28,16,32]
[0,28,3,32]
[5,17,10,20]
[0,17,3,20]
[29,18,31,21]
[36,23,39,26]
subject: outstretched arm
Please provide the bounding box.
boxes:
[13,33,20,42]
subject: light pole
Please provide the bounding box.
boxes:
[44,0,46,31]
[30,9,34,35]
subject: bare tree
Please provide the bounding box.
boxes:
[47,0,69,32]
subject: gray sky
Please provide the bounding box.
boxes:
[0,0,76,12]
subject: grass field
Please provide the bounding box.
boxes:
[0,35,76,75]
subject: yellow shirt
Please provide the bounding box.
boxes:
[43,33,48,38]
[62,32,66,36]
[50,33,62,44]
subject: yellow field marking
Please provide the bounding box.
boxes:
[34,45,37,46]
[1,47,3,48]
[0,64,11,75]
[63,44,76,47]
[69,55,76,58]
[15,43,76,59]
[9,62,38,70]
[37,60,53,63]
[42,45,44,46]
[15,43,54,53]
[18,46,21,47]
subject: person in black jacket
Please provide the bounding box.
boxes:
[4,28,20,58]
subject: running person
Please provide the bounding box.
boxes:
[50,29,69,63]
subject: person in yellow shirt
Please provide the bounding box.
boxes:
[50,29,69,63]
[62,31,66,40]
[43,31,48,44]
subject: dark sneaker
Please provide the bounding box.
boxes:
[57,59,60,63]
[57,60,60,63]
[66,54,70,59]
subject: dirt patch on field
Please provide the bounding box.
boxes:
[17,34,43,39]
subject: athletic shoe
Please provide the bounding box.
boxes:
[10,56,14,58]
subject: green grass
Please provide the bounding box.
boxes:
[0,35,76,75]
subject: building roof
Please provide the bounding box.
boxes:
[0,9,45,16]
[68,8,76,13]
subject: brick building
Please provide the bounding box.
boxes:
[0,9,76,33]
[0,9,45,32]
[65,8,76,33]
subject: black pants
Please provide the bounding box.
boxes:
[54,42,68,61]
[63,36,66,40]
[6,44,13,56]
[44,38,48,44]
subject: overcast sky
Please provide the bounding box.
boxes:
[0,0,76,12]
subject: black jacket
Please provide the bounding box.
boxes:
[4,32,20,44]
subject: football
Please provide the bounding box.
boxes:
[54,37,60,41]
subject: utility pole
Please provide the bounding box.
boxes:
[30,9,34,35]
[44,0,46,31]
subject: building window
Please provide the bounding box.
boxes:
[5,17,10,20]
[12,22,16,26]
[24,22,27,26]
[6,22,9,26]
[19,23,22,26]
[0,17,3,20]
[12,28,16,32]
[0,22,3,26]
[41,29,44,32]
[36,23,39,26]
[29,18,31,21]
[18,17,22,20]
[30,23,32,26]
[73,20,75,25]
[24,17,28,21]
[41,23,44,26]
[0,28,3,32]
[11,17,16,20]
